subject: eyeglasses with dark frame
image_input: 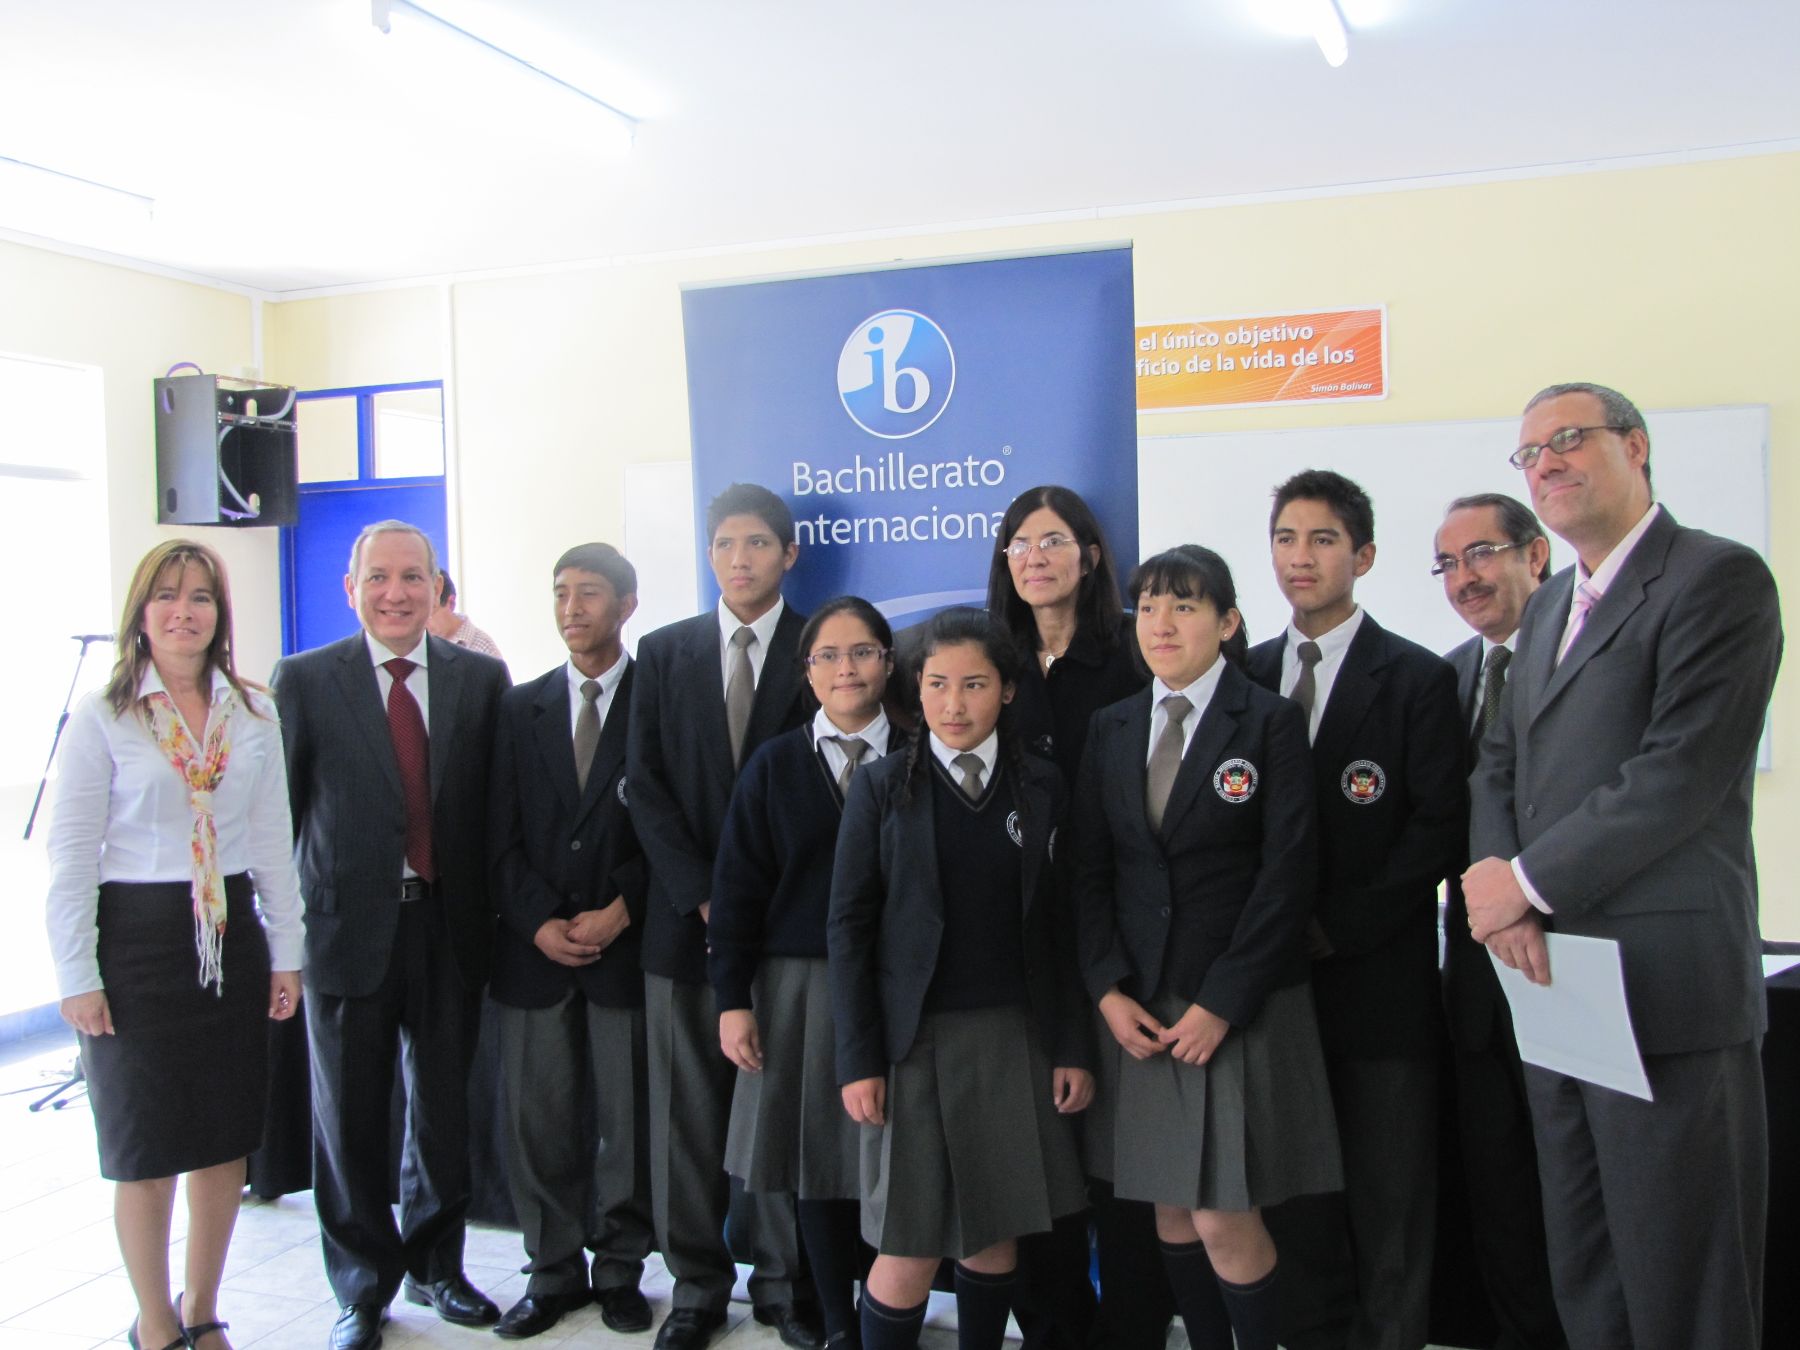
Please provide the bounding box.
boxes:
[804,644,889,668]
[1509,424,1629,470]
[1430,542,1523,578]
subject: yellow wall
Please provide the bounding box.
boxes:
[0,240,273,671]
[263,150,1800,932]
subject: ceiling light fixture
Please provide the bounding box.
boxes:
[0,154,155,240]
[1304,0,1351,67]
[370,0,638,146]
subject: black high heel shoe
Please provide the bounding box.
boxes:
[127,1319,189,1350]
[176,1290,231,1348]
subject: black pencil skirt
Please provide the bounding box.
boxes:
[79,874,273,1182]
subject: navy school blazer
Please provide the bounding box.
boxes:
[487,660,649,1010]
[626,605,808,984]
[1074,660,1317,1026]
[827,746,1096,1086]
[1246,613,1465,1059]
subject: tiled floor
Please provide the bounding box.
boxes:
[0,1032,962,1350]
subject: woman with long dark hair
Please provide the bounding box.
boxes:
[46,540,304,1350]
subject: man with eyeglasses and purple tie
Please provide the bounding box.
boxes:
[1432,493,1566,1350]
[1464,383,1781,1350]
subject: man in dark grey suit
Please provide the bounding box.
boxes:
[1466,383,1781,1350]
[1432,493,1565,1350]
[274,520,510,1350]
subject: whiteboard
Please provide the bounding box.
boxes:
[1137,406,1771,661]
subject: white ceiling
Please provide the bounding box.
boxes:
[2,0,1797,296]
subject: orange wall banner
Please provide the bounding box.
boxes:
[1135,307,1387,411]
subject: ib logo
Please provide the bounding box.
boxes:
[837,310,955,439]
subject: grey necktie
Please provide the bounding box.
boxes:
[1292,640,1324,731]
[1145,694,1193,832]
[1478,645,1511,740]
[825,735,868,796]
[573,678,601,790]
[953,752,985,800]
[725,626,755,768]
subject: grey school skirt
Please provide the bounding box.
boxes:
[725,956,862,1200]
[860,1003,1087,1260]
[1111,981,1343,1212]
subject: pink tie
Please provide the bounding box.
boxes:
[1557,581,1601,665]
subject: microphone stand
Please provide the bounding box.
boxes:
[16,634,114,1112]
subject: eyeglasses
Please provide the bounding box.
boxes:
[805,644,888,668]
[1003,533,1078,560]
[1430,542,1523,577]
[1509,424,1628,470]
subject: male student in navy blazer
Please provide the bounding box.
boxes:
[1466,384,1781,1350]
[1432,494,1565,1350]
[1247,470,1465,1350]
[273,520,510,1350]
[487,543,655,1341]
[627,484,817,1350]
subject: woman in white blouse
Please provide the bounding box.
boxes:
[46,540,304,1350]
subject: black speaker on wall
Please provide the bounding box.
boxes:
[154,373,299,527]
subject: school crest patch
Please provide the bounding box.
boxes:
[1340,760,1385,805]
[1212,758,1257,804]
[616,776,628,807]
[1006,810,1024,847]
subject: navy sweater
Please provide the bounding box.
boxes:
[709,723,899,1012]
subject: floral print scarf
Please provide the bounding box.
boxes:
[144,689,236,992]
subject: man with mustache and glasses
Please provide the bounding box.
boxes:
[1433,494,1566,1350]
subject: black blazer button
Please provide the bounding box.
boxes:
[570,839,583,850]
[1524,804,1536,820]
[1160,906,1171,918]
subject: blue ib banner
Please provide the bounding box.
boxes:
[680,245,1138,624]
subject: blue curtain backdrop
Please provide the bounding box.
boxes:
[680,245,1138,624]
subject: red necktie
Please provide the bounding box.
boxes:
[383,658,435,882]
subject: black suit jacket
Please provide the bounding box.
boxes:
[1075,662,1317,1027]
[1471,509,1781,1055]
[273,632,510,999]
[1440,634,1509,1052]
[1247,614,1464,1059]
[488,660,649,1010]
[627,605,808,984]
[828,748,1095,1086]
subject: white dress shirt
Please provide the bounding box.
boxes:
[716,597,786,692]
[567,653,629,739]
[1146,658,1227,763]
[929,729,999,790]
[367,631,430,731]
[813,706,890,782]
[1280,606,1366,742]
[1513,504,1662,914]
[44,666,306,998]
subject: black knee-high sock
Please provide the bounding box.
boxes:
[952,1264,1017,1350]
[799,1199,864,1343]
[1217,1264,1280,1350]
[859,1290,927,1350]
[1158,1238,1234,1350]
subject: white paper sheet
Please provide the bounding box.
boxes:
[1490,934,1653,1101]
[1764,954,1800,979]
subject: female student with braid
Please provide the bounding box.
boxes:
[1074,546,1341,1350]
[710,596,905,1348]
[827,607,1094,1350]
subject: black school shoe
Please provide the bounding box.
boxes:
[598,1284,655,1333]
[754,1302,827,1350]
[652,1306,729,1350]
